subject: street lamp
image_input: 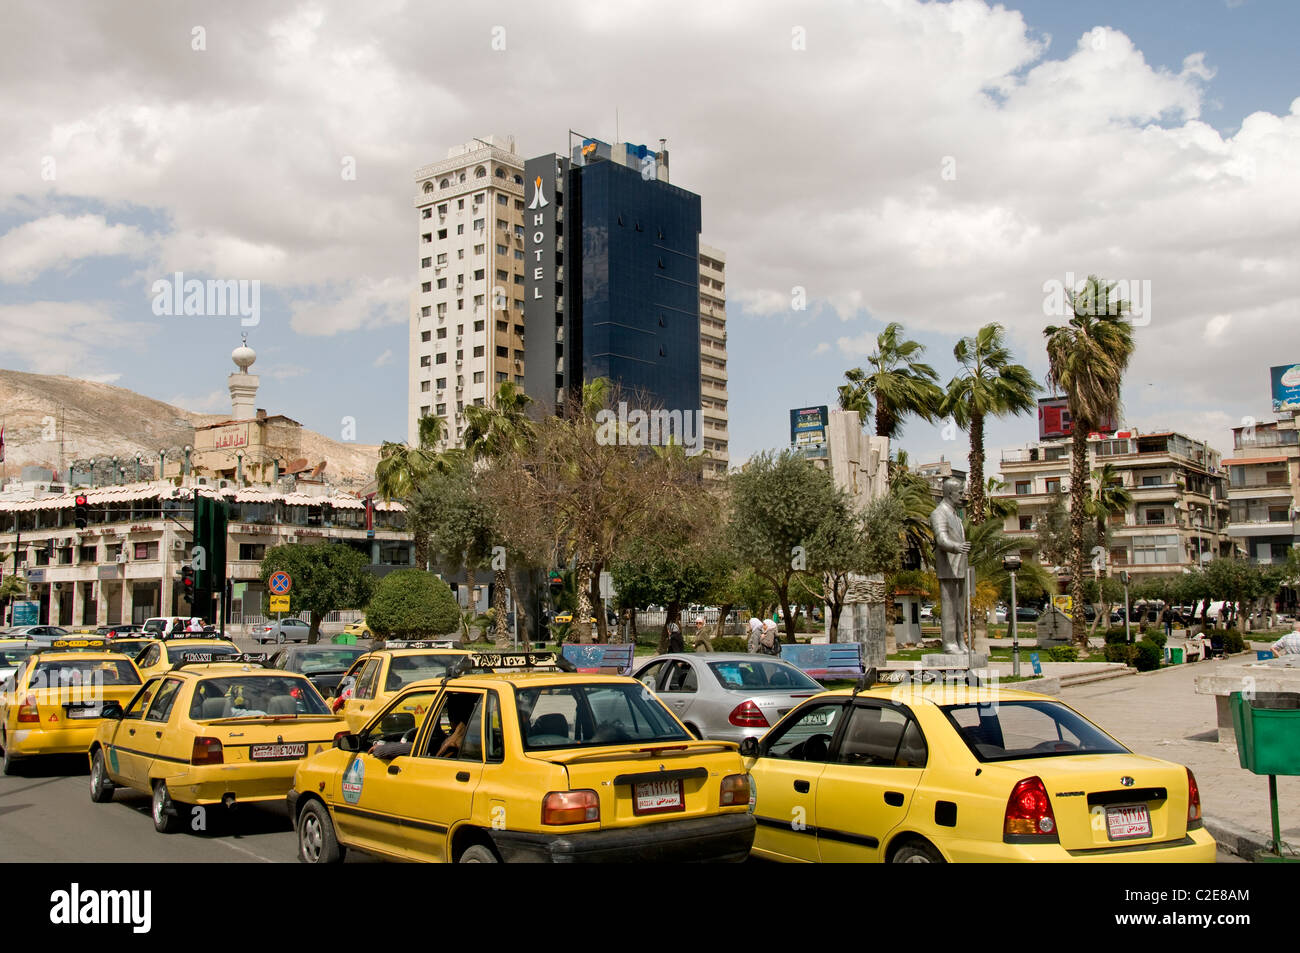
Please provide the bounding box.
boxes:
[158,449,166,482]
[110,456,119,486]
[1003,554,1022,677]
[235,450,244,488]
[1120,569,1132,645]
[183,445,193,479]
[135,452,142,483]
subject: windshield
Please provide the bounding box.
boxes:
[516,682,690,750]
[288,649,365,674]
[942,701,1128,762]
[0,646,38,668]
[31,659,141,687]
[708,659,821,692]
[189,675,331,719]
[382,653,461,691]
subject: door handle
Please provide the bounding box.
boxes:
[388,765,401,775]
[155,731,162,738]
[794,780,810,793]
[456,771,470,783]
[128,728,136,736]
[884,791,905,807]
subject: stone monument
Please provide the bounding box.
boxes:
[923,476,986,671]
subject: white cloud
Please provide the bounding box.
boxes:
[373,349,394,367]
[0,300,149,377]
[1204,314,1232,341]
[167,389,228,413]
[0,214,150,283]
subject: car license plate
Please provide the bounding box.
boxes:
[66,705,102,719]
[250,742,307,761]
[1106,804,1152,840]
[804,711,830,726]
[633,779,684,815]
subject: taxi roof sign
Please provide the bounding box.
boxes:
[44,638,108,651]
[382,639,463,650]
[461,651,576,673]
[172,651,267,669]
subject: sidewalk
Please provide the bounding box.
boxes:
[1058,656,1300,860]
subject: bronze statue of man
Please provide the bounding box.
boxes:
[929,476,972,654]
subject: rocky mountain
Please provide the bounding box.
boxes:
[0,368,380,488]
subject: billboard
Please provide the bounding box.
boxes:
[1270,363,1300,414]
[790,405,829,448]
[1038,396,1117,440]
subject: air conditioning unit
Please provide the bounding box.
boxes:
[172,538,184,550]
[455,359,463,367]
[115,553,127,564]
[196,476,209,486]
[219,480,230,489]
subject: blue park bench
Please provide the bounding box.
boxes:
[561,643,636,676]
[778,642,867,681]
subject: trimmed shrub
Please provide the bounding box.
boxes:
[1103,627,1130,645]
[1223,629,1245,654]
[1104,643,1137,665]
[1047,646,1079,662]
[710,636,748,653]
[1146,630,1168,649]
[365,569,460,639]
[1134,639,1162,672]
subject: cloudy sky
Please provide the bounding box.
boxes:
[2,0,1298,474]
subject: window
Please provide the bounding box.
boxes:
[421,257,431,268]
[457,198,465,210]
[1142,475,1162,486]
[1015,481,1031,496]
[497,218,508,230]
[419,355,431,366]
[513,349,524,361]
[79,545,97,563]
[420,306,430,317]
[1145,508,1166,525]
[1018,516,1033,531]
[436,377,446,389]
[238,543,265,560]
[437,303,447,316]
[497,194,508,205]
[762,703,846,762]
[474,191,485,203]
[420,381,430,392]
[457,224,464,235]
[353,659,383,701]
[496,320,509,332]
[514,250,524,261]
[420,331,430,342]
[421,208,431,219]
[421,282,431,292]
[836,705,927,768]
[514,225,524,238]
[473,319,485,331]
[515,684,687,750]
[473,294,485,306]
[473,371,484,384]
[474,244,485,255]
[496,244,507,255]
[660,660,698,694]
[436,403,446,415]
[422,232,431,243]
[473,269,485,281]
[496,345,509,358]
[944,700,1126,762]
[435,353,447,365]
[436,278,447,289]
[473,218,484,230]
[437,328,447,339]
[145,679,184,723]
[496,269,508,281]
[437,203,447,215]
[421,691,485,760]
[437,228,446,239]
[1044,478,1061,494]
[436,253,447,264]
[473,346,485,358]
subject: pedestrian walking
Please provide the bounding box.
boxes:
[747,617,764,653]
[759,619,782,657]
[667,621,684,654]
[1162,607,1173,640]
[693,615,711,653]
[1271,623,1300,656]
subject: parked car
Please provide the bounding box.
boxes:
[1015,606,1040,622]
[1,625,68,645]
[341,618,373,640]
[253,617,312,644]
[919,604,935,621]
[632,652,824,743]
[993,605,1008,624]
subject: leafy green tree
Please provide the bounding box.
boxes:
[728,450,843,640]
[942,323,1040,523]
[799,495,903,642]
[0,574,26,625]
[609,538,729,651]
[888,451,937,567]
[375,414,445,570]
[365,569,460,639]
[421,460,497,639]
[1085,464,1132,553]
[1044,276,1136,644]
[837,323,945,438]
[985,477,1019,523]
[259,544,375,644]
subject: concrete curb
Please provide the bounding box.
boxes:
[1205,815,1277,861]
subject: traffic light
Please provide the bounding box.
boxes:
[74,495,88,529]
[181,564,195,594]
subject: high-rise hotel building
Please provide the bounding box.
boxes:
[411,134,726,476]
[408,136,527,448]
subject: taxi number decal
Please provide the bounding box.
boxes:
[250,742,307,761]
[342,758,365,804]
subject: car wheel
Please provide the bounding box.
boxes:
[892,840,944,863]
[458,844,499,863]
[297,800,344,863]
[151,782,183,834]
[1,740,20,777]
[685,723,704,740]
[90,749,115,803]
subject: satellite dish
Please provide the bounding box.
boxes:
[286,457,309,474]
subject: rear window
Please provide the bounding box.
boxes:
[289,649,365,674]
[31,659,141,687]
[943,701,1128,762]
[707,660,821,692]
[189,675,331,719]
[0,646,38,667]
[383,653,461,691]
[516,683,690,750]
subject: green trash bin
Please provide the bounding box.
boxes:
[1231,692,1300,775]
[333,633,358,645]
[1164,646,1184,665]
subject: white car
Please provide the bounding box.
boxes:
[919,604,935,621]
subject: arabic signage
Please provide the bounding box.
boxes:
[1270,364,1300,413]
[209,424,249,451]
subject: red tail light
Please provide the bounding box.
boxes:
[17,695,39,723]
[541,790,599,825]
[719,773,749,807]
[728,700,769,728]
[191,737,224,765]
[1004,777,1057,839]
[1186,767,1202,829]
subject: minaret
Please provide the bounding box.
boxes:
[229,334,259,419]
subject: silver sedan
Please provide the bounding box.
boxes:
[631,652,824,743]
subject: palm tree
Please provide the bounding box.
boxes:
[375,414,445,569]
[461,382,535,646]
[1044,276,1136,645]
[943,323,1040,524]
[837,322,944,438]
[985,477,1019,523]
[888,451,936,567]
[1085,464,1133,565]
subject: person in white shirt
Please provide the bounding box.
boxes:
[187,617,204,633]
[1271,623,1300,656]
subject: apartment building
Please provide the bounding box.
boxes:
[994,429,1232,577]
[1225,416,1300,565]
[409,136,527,449]
[698,244,729,478]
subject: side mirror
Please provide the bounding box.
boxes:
[738,737,760,759]
[334,733,362,752]
[100,701,124,720]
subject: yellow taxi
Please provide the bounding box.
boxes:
[133,638,241,680]
[0,640,143,775]
[88,652,348,833]
[552,612,597,625]
[741,680,1216,863]
[333,642,471,732]
[341,619,373,640]
[288,651,755,863]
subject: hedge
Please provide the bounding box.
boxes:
[1047,646,1079,662]
[1223,629,1246,654]
[1134,639,1162,672]
[1104,643,1137,665]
